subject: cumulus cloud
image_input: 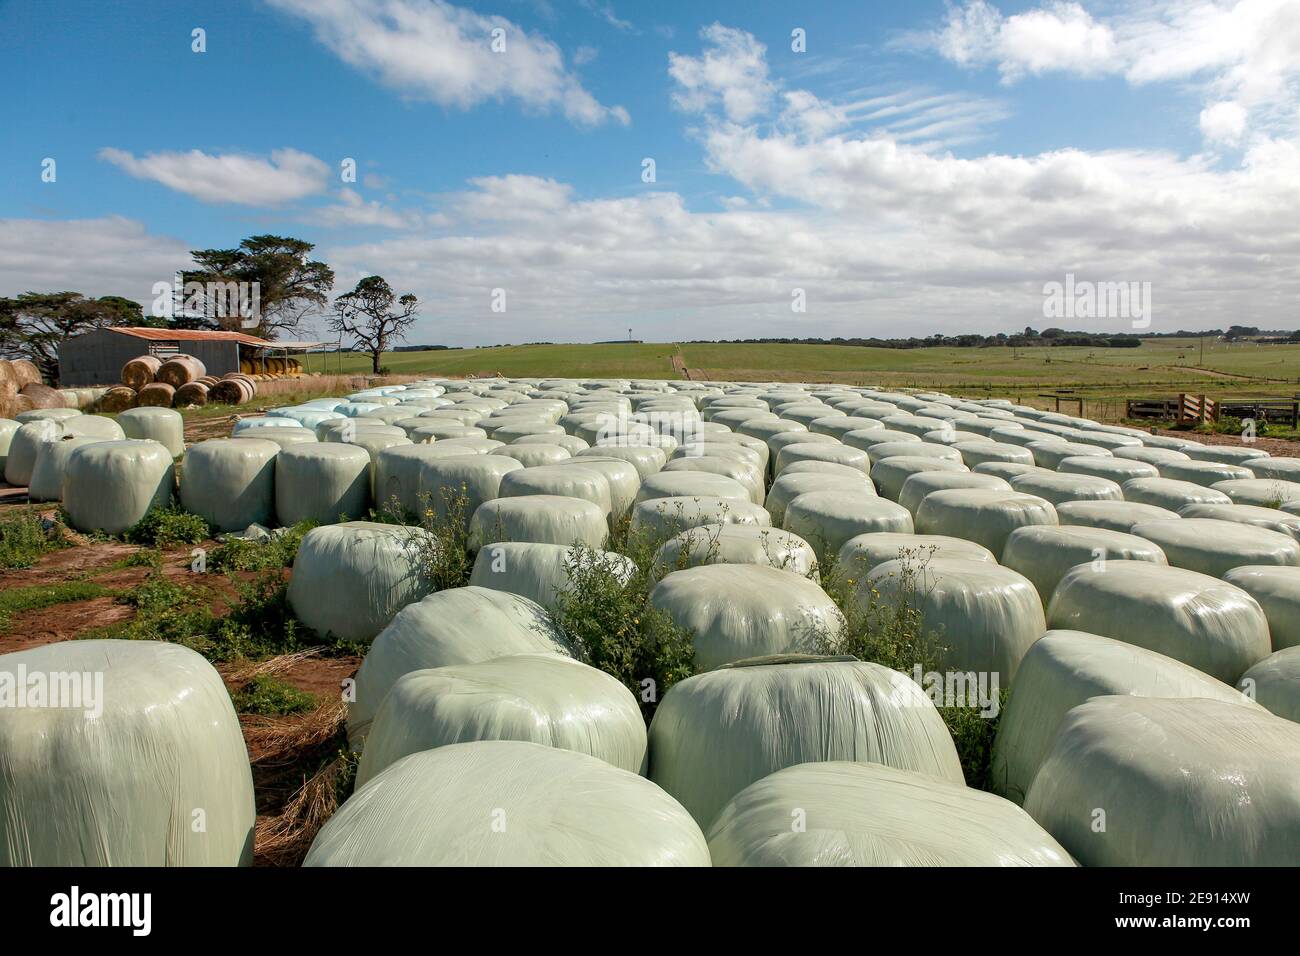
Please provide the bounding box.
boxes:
[264,0,629,126]
[669,23,775,123]
[931,0,1118,81]
[98,147,329,205]
[310,188,423,229]
[1200,100,1249,144]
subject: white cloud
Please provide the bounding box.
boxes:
[98,147,329,205]
[310,189,422,229]
[1200,100,1249,143]
[669,23,774,123]
[928,0,1118,81]
[264,0,629,127]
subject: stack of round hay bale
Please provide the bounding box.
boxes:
[0,359,66,417]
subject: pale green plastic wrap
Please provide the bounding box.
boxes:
[1046,561,1270,682]
[0,640,254,865]
[356,654,646,786]
[648,657,963,828]
[1130,517,1300,577]
[469,494,609,551]
[498,463,613,522]
[307,741,708,867]
[234,426,318,450]
[1180,502,1300,541]
[470,540,635,607]
[838,531,995,577]
[0,419,18,478]
[915,488,1058,556]
[1009,471,1123,505]
[115,407,185,457]
[555,454,640,517]
[1026,441,1113,469]
[708,761,1073,867]
[1158,459,1255,488]
[274,443,370,526]
[371,443,471,516]
[1122,476,1231,510]
[865,441,961,465]
[1239,647,1300,723]
[864,557,1045,683]
[990,630,1253,804]
[973,461,1045,481]
[495,442,571,467]
[1001,525,1167,607]
[807,416,885,439]
[631,495,770,540]
[634,469,751,505]
[1223,565,1300,649]
[1057,455,1158,483]
[898,472,1009,517]
[1055,498,1179,533]
[27,435,103,502]
[764,472,874,527]
[662,456,764,504]
[782,491,914,564]
[415,453,523,528]
[288,522,436,644]
[4,419,60,486]
[952,441,1035,469]
[1023,695,1300,866]
[652,523,819,579]
[774,442,871,478]
[60,415,125,441]
[64,440,174,535]
[348,586,570,745]
[575,443,665,478]
[514,432,590,455]
[841,429,921,454]
[1249,456,1300,481]
[1183,443,1269,466]
[180,438,279,532]
[1211,477,1300,508]
[649,565,843,670]
[871,456,968,501]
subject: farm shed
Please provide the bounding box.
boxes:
[56,327,318,387]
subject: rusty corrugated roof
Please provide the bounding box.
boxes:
[107,327,271,347]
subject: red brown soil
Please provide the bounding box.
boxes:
[1151,429,1300,458]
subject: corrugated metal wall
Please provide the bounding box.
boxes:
[58,330,241,386]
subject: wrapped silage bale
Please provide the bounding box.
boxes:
[0,640,254,865]
[495,443,571,468]
[1001,525,1167,608]
[513,432,590,456]
[1120,476,1230,511]
[764,472,873,527]
[1183,443,1268,466]
[1056,455,1157,484]
[990,631,1253,805]
[898,472,1010,518]
[661,456,762,505]
[871,457,968,502]
[1211,477,1300,508]
[1046,561,1270,682]
[349,586,570,745]
[553,454,639,519]
[1130,517,1300,577]
[1056,498,1179,533]
[925,429,989,446]
[708,761,1073,867]
[576,444,664,479]
[1025,441,1112,470]
[914,488,1058,556]
[634,470,751,506]
[841,428,921,454]
[783,491,914,565]
[952,441,1035,469]
[432,436,505,455]
[837,531,995,578]
[469,495,609,551]
[1023,696,1300,866]
[865,441,961,465]
[115,406,184,458]
[1009,471,1123,505]
[356,654,646,787]
[57,415,123,440]
[233,416,304,435]
[307,741,708,867]
[648,657,962,827]
[27,435,103,502]
[1238,647,1300,723]
[779,459,872,482]
[4,419,61,486]
[274,442,371,526]
[652,523,819,579]
[881,414,948,438]
[1181,502,1300,541]
[63,440,174,535]
[808,416,885,440]
[972,461,1044,481]
[774,442,871,479]
[470,540,635,608]
[498,464,613,523]
[1159,459,1255,487]
[178,438,278,532]
[1249,457,1300,481]
[1112,445,1190,466]
[268,407,345,431]
[1223,566,1300,650]
[417,454,523,528]
[411,422,489,443]
[288,522,437,644]
[864,557,1045,683]
[15,407,79,423]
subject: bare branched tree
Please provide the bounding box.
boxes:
[328,276,419,374]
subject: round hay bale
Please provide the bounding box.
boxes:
[470,541,636,609]
[574,444,665,479]
[871,456,968,502]
[1009,471,1123,505]
[174,382,209,406]
[1130,517,1300,577]
[274,443,371,526]
[98,386,139,413]
[196,375,221,388]
[1055,499,1180,533]
[837,531,996,578]
[898,472,1010,517]
[783,491,914,564]
[208,378,253,406]
[154,355,206,389]
[1001,524,1167,607]
[121,355,161,390]
[469,495,609,551]
[15,407,79,424]
[180,438,280,531]
[9,359,41,388]
[136,382,175,407]
[20,383,62,409]
[63,440,175,535]
[28,435,105,502]
[498,464,613,524]
[416,454,523,529]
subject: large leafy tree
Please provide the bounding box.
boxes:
[328,276,419,374]
[0,292,144,382]
[183,235,335,338]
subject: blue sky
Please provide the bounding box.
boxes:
[2,0,1297,346]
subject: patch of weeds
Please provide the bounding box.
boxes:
[208,521,314,573]
[0,510,68,570]
[940,692,1008,791]
[0,580,110,632]
[124,504,210,548]
[87,572,218,654]
[232,675,318,716]
[389,486,475,592]
[119,548,162,570]
[209,571,308,661]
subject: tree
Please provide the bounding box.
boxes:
[328,276,419,374]
[0,292,143,382]
[183,235,334,338]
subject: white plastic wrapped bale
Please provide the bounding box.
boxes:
[631,495,771,540]
[274,443,370,526]
[513,432,590,456]
[1025,441,1113,470]
[116,407,184,457]
[779,459,872,481]
[773,442,871,478]
[177,437,278,532]
[865,441,961,466]
[1180,502,1300,542]
[1009,471,1123,505]
[575,443,665,479]
[27,435,103,502]
[764,472,873,527]
[1210,478,1300,508]
[234,416,306,435]
[808,416,885,439]
[1182,443,1269,466]
[952,442,1035,469]
[288,522,436,644]
[58,415,124,441]
[1222,565,1300,650]
[652,523,819,579]
[349,586,570,745]
[897,472,1010,518]
[0,419,18,478]
[410,422,489,443]
[914,488,1058,556]
[1056,456,1157,484]
[1249,457,1300,481]
[990,631,1253,805]
[306,741,708,866]
[489,422,564,443]
[925,429,988,446]
[495,443,571,467]
[4,419,61,486]
[469,495,609,551]
[837,532,995,578]
[356,654,646,786]
[1120,476,1231,511]
[1046,561,1270,682]
[662,457,764,504]
[707,761,1073,867]
[470,541,635,608]
[635,470,751,505]
[1158,459,1255,487]
[1001,525,1167,607]
[782,492,914,565]
[63,440,175,535]
[416,454,523,528]
[1130,517,1300,577]
[871,457,968,502]
[841,429,922,455]
[972,461,1044,481]
[498,464,613,523]
[15,408,80,423]
[315,419,405,442]
[1023,696,1300,866]
[1238,647,1300,722]
[231,426,318,450]
[766,431,837,467]
[649,565,842,671]
[648,657,963,827]
[863,557,1046,683]
[1055,499,1179,533]
[554,455,640,519]
[0,640,254,865]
